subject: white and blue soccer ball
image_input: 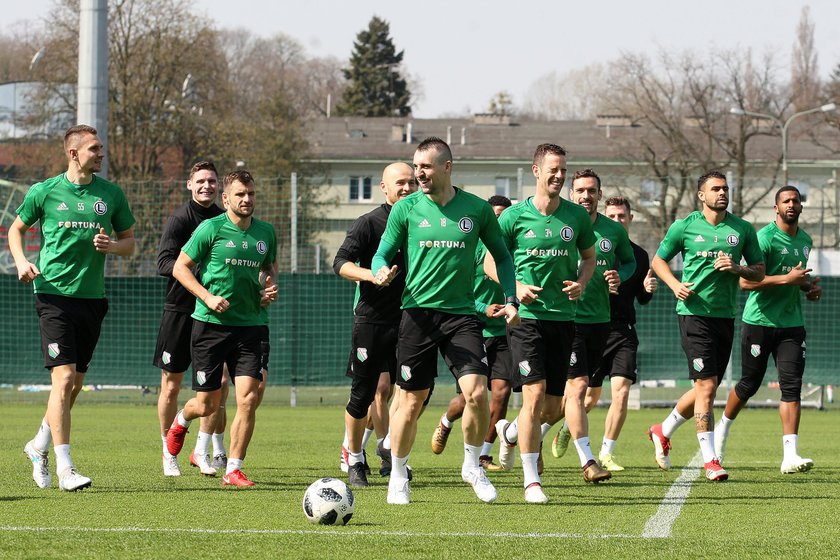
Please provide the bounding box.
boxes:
[302,477,355,525]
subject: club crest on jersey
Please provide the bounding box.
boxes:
[357,348,368,362]
[693,358,704,372]
[518,360,531,376]
[256,240,267,254]
[77,202,85,211]
[726,234,739,246]
[196,371,207,385]
[226,241,236,248]
[560,226,574,241]
[93,200,108,215]
[803,247,810,259]
[418,219,431,228]
[524,229,536,239]
[458,217,473,233]
[57,202,69,211]
[48,343,60,359]
[162,351,171,365]
[750,344,761,358]
[599,238,613,253]
[400,365,412,381]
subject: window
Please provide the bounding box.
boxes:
[495,177,512,197]
[349,176,372,202]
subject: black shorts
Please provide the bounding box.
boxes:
[569,322,612,380]
[508,318,575,397]
[153,310,193,373]
[591,322,639,387]
[397,308,488,391]
[259,325,270,372]
[35,293,108,373]
[455,335,516,394]
[678,315,734,381]
[345,322,398,384]
[191,321,264,392]
[739,323,806,403]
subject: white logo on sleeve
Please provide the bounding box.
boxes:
[357,348,368,362]
[196,371,207,385]
[48,343,60,359]
[750,344,761,358]
[518,360,531,376]
[693,358,704,372]
[162,351,171,365]
[400,365,412,381]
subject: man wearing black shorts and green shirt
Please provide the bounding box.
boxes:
[648,170,764,482]
[549,169,635,481]
[167,170,278,487]
[12,124,136,491]
[714,186,821,474]
[371,137,520,505]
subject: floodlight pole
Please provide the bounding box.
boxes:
[78,0,109,178]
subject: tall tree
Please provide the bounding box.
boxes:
[791,5,820,112]
[335,16,411,117]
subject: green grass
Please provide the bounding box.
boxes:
[1,398,838,559]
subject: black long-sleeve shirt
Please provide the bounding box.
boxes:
[157,199,223,313]
[610,241,653,324]
[333,203,406,325]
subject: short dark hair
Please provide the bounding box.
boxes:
[697,170,726,191]
[571,168,601,190]
[488,195,512,208]
[604,196,631,213]
[533,143,567,167]
[224,170,255,189]
[416,137,452,163]
[775,185,802,204]
[64,124,97,151]
[189,161,218,179]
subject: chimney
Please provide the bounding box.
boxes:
[406,122,413,144]
[461,127,466,145]
[446,125,452,145]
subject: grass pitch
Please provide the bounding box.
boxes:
[1,396,838,559]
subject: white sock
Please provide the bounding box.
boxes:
[573,437,595,467]
[503,418,519,444]
[601,437,616,456]
[342,430,349,449]
[212,432,226,456]
[54,443,73,474]
[521,452,541,488]
[162,435,173,458]
[33,417,52,453]
[176,410,191,428]
[540,422,552,439]
[195,431,211,456]
[662,407,688,438]
[362,428,374,449]
[782,434,799,461]
[377,437,385,447]
[463,443,481,473]
[480,441,493,457]
[698,431,716,463]
[383,431,391,450]
[391,453,409,480]
[349,451,364,466]
[717,414,734,438]
[226,458,243,475]
[441,414,453,429]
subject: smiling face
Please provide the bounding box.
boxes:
[533,153,567,199]
[413,146,451,196]
[570,176,601,216]
[381,162,417,205]
[188,169,219,207]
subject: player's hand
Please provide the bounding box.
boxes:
[643,269,658,293]
[562,280,584,301]
[498,303,520,327]
[204,294,230,313]
[713,251,741,274]
[604,269,620,294]
[373,265,397,286]
[93,227,112,254]
[517,283,542,304]
[260,275,278,307]
[805,276,822,301]
[16,260,40,283]
[485,303,504,318]
[786,262,813,286]
[672,281,695,301]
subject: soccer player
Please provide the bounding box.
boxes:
[647,170,764,482]
[371,137,520,505]
[13,124,136,491]
[154,161,225,477]
[333,162,418,487]
[552,195,656,471]
[167,170,278,487]
[714,186,821,474]
[491,146,599,503]
[430,195,514,472]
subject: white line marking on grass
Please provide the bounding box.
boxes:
[0,525,637,540]
[642,450,703,539]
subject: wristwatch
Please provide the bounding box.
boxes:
[505,296,520,309]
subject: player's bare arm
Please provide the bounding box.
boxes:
[173,251,229,313]
[563,245,595,300]
[260,263,279,306]
[713,251,764,282]
[372,265,397,286]
[8,217,40,283]
[93,226,135,256]
[740,261,812,291]
[643,269,658,293]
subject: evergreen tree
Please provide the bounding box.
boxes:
[336,16,411,117]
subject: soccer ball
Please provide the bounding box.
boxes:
[302,477,355,525]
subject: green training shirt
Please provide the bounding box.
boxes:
[182,213,277,326]
[741,222,812,328]
[656,211,763,319]
[498,197,596,321]
[16,173,135,299]
[377,188,506,314]
[473,242,506,337]
[575,213,635,324]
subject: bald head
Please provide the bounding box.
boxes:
[381,162,417,205]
